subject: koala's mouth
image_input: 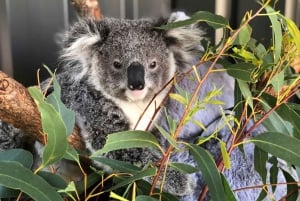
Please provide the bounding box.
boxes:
[125,88,149,102]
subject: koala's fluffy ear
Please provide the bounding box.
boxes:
[61,19,109,68]
[163,12,203,71]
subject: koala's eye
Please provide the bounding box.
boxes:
[149,61,157,69]
[113,61,122,69]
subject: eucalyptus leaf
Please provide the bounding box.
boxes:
[155,125,180,150]
[28,86,68,167]
[282,169,298,201]
[43,65,75,136]
[188,144,226,201]
[254,146,268,183]
[237,24,252,46]
[159,11,229,30]
[224,62,256,82]
[236,79,254,109]
[269,156,278,192]
[91,157,142,174]
[0,149,33,168]
[136,195,157,201]
[220,141,231,169]
[220,173,237,201]
[251,132,300,167]
[106,168,156,192]
[0,161,63,201]
[265,6,282,63]
[285,18,300,54]
[37,171,67,189]
[168,162,198,174]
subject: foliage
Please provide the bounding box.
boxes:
[1,0,300,200]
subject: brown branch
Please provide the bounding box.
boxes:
[0,70,85,150]
[71,0,103,20]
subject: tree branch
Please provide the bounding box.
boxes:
[0,70,85,150]
[70,0,103,20]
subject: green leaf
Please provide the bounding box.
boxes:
[37,171,67,189]
[282,169,298,201]
[0,149,33,168]
[188,144,225,201]
[0,185,19,198]
[269,71,284,95]
[43,66,75,136]
[236,79,253,109]
[262,94,300,139]
[265,6,282,63]
[136,195,157,201]
[0,161,63,201]
[224,62,256,82]
[168,162,198,174]
[64,146,80,162]
[28,87,68,167]
[238,24,252,46]
[254,146,268,183]
[155,125,180,150]
[269,156,278,192]
[285,18,300,54]
[91,157,142,174]
[92,131,163,156]
[220,141,231,169]
[220,173,237,201]
[169,93,187,106]
[159,11,229,30]
[106,168,156,192]
[251,132,300,167]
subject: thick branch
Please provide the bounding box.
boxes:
[0,70,85,150]
[71,0,103,20]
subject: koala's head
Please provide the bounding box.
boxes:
[61,12,203,102]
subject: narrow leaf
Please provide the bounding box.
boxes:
[237,79,253,109]
[265,6,282,63]
[106,168,156,192]
[188,144,226,201]
[285,18,300,54]
[220,173,237,201]
[251,132,300,167]
[269,156,278,192]
[91,130,163,156]
[91,157,142,174]
[168,162,198,174]
[282,169,298,201]
[136,195,157,201]
[155,125,180,150]
[28,87,68,167]
[220,141,231,169]
[254,146,268,183]
[0,161,63,201]
[169,93,187,106]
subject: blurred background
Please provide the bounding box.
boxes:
[1,0,300,86]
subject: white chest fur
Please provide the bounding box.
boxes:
[114,90,167,131]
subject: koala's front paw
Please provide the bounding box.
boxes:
[162,169,196,196]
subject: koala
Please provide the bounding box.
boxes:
[0,12,295,201]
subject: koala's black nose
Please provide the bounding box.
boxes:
[127,62,145,90]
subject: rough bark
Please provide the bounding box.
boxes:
[0,70,85,150]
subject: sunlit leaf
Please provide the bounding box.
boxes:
[220,141,231,169]
[91,131,163,157]
[169,93,187,106]
[265,6,282,63]
[188,144,226,201]
[251,132,300,167]
[285,18,300,54]
[0,161,63,201]
[28,87,68,167]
